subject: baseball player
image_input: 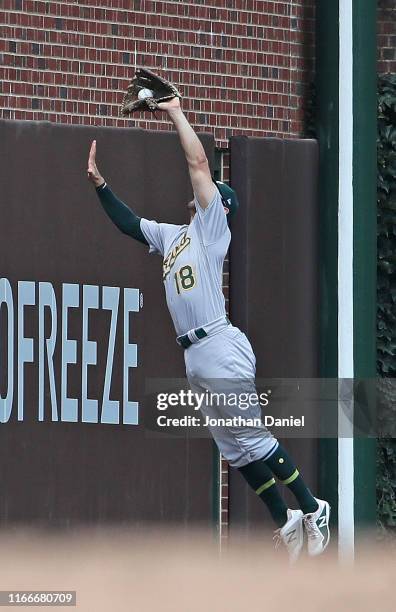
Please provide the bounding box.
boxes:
[86,71,330,563]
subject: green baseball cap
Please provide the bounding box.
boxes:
[214,180,239,221]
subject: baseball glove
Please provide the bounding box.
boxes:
[121,67,182,115]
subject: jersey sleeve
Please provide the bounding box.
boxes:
[194,188,229,246]
[140,219,182,256]
[139,218,166,255]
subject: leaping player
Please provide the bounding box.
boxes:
[86,76,330,563]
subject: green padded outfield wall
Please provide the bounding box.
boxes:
[229,136,320,529]
[0,120,215,526]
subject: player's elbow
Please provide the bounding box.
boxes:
[188,155,209,171]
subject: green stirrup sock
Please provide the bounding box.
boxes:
[238,460,288,527]
[263,444,319,515]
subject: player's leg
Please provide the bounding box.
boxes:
[185,330,304,562]
[256,443,331,556]
[193,396,289,529]
[238,455,304,564]
[188,377,304,562]
[263,444,318,514]
[186,325,330,557]
[237,454,287,527]
[217,326,330,556]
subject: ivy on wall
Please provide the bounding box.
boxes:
[377,73,396,539]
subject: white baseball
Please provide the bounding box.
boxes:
[138,88,154,100]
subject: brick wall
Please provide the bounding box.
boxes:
[378,0,396,74]
[0,0,315,148]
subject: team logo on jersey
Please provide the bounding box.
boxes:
[163,233,191,279]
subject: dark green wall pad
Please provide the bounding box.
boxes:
[228,136,320,528]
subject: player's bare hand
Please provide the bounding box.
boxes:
[87,140,105,187]
[157,97,181,113]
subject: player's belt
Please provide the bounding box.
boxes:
[176,316,230,349]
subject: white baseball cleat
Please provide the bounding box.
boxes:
[273,508,304,564]
[303,498,331,556]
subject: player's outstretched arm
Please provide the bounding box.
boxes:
[87,140,106,187]
[158,98,216,210]
[87,140,148,246]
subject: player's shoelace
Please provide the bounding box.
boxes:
[273,529,282,549]
[303,516,321,539]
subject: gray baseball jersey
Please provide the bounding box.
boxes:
[140,188,277,467]
[140,189,230,337]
